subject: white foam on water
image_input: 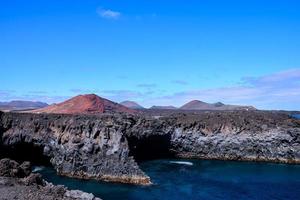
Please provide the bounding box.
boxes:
[32,166,45,172]
[169,161,193,166]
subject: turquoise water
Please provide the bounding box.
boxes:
[38,159,300,200]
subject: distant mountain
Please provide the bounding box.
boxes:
[180,100,211,110]
[213,102,225,107]
[0,100,48,111]
[180,100,256,111]
[32,94,136,114]
[150,105,177,110]
[120,101,144,109]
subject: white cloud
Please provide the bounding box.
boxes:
[1,69,299,110]
[0,91,69,104]
[97,8,121,19]
[140,68,300,110]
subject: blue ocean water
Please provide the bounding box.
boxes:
[292,114,300,119]
[38,159,300,200]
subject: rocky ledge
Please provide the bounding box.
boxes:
[0,158,101,200]
[0,111,299,185]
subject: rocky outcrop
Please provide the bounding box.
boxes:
[0,158,31,178]
[0,158,101,200]
[0,110,299,185]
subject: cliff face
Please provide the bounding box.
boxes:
[0,112,150,185]
[167,112,300,163]
[0,111,299,184]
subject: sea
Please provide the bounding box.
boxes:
[291,113,300,119]
[37,159,300,200]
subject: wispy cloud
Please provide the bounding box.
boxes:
[70,88,100,94]
[28,91,48,94]
[172,80,188,85]
[97,8,121,19]
[20,95,69,104]
[117,75,128,80]
[137,83,157,89]
[0,90,69,104]
[241,68,300,88]
[101,90,143,102]
[1,69,299,110]
[0,90,15,99]
[142,68,300,110]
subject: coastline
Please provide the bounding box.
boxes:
[0,110,299,186]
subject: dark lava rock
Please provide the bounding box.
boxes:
[0,158,102,200]
[0,110,299,185]
[22,173,45,186]
[19,161,31,176]
[0,158,30,178]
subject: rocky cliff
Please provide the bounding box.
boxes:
[0,112,150,185]
[0,111,299,185]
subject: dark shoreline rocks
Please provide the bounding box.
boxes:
[0,158,102,200]
[0,110,299,185]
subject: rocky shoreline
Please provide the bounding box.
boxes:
[0,110,299,186]
[0,158,101,200]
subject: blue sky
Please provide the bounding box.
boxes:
[1,0,300,110]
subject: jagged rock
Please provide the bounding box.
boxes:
[64,190,101,200]
[22,173,45,186]
[0,158,20,177]
[0,158,102,200]
[19,161,31,176]
[0,177,14,186]
[0,158,31,178]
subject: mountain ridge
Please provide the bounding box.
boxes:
[180,100,256,111]
[0,100,48,111]
[120,101,144,109]
[150,105,178,110]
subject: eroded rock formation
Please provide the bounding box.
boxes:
[0,158,102,200]
[0,111,299,185]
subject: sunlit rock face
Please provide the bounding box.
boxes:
[0,110,299,185]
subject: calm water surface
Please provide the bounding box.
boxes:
[291,113,300,119]
[38,159,300,200]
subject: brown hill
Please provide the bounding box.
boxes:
[180,100,256,111]
[180,100,211,110]
[32,94,136,114]
[120,101,144,109]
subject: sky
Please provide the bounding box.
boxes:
[1,0,300,110]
